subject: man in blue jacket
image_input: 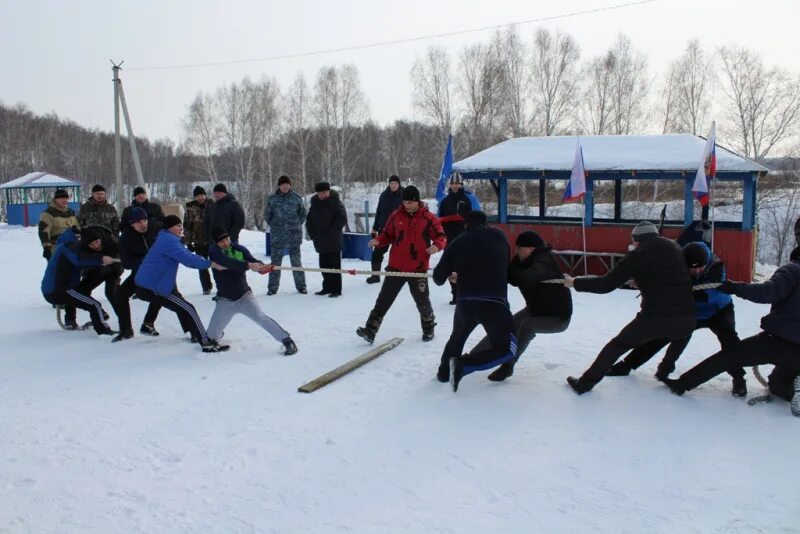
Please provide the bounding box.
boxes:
[41,227,116,335]
[135,215,228,353]
[663,246,800,416]
[606,241,747,397]
[207,228,297,355]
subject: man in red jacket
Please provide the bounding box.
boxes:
[356,186,446,343]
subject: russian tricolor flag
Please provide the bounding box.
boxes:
[692,122,716,207]
[563,139,586,202]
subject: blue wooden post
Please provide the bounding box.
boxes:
[684,178,694,226]
[498,177,508,223]
[742,174,757,230]
[364,200,370,234]
[584,178,594,227]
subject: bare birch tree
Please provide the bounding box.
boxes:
[457,42,504,154]
[577,51,617,135]
[182,93,221,182]
[661,40,713,135]
[490,27,531,137]
[411,46,456,140]
[530,28,580,136]
[608,34,650,135]
[286,73,313,194]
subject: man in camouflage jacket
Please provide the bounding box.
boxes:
[183,185,214,294]
[264,176,307,294]
[78,184,120,234]
[39,189,79,261]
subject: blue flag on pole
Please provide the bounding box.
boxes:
[435,134,453,203]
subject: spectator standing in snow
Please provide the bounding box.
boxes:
[366,175,404,284]
[305,182,347,297]
[120,186,165,233]
[606,241,747,396]
[432,210,516,392]
[183,186,214,295]
[38,189,79,261]
[356,185,445,343]
[134,215,228,353]
[207,227,298,355]
[78,184,119,233]
[204,183,245,244]
[468,230,572,383]
[563,221,696,395]
[264,175,307,295]
[437,172,474,304]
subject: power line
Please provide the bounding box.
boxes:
[128,0,657,72]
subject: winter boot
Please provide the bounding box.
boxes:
[567,376,591,395]
[140,322,159,337]
[63,319,80,331]
[102,309,110,321]
[436,362,450,383]
[366,275,380,284]
[731,377,748,398]
[606,360,632,377]
[98,327,118,336]
[488,362,515,382]
[201,340,230,353]
[791,376,800,417]
[662,377,686,396]
[111,330,134,343]
[356,311,383,344]
[267,289,278,296]
[421,315,436,342]
[450,357,464,393]
[282,337,298,356]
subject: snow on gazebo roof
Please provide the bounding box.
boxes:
[0,172,81,189]
[453,134,769,175]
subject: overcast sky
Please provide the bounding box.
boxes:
[1,0,797,142]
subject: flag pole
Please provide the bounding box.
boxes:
[581,196,588,275]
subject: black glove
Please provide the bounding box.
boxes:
[43,247,52,260]
[718,280,736,294]
[186,243,195,253]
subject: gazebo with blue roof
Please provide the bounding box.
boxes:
[1,172,82,227]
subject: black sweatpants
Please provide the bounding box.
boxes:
[371,272,434,326]
[370,245,388,273]
[768,365,800,401]
[679,331,800,392]
[441,300,517,375]
[45,290,111,334]
[115,272,161,334]
[578,312,696,389]
[135,287,208,344]
[623,303,744,379]
[319,251,342,294]
[64,263,123,322]
[194,244,213,292]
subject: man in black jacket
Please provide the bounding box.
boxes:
[664,247,800,416]
[306,182,347,297]
[206,228,297,355]
[120,186,165,233]
[469,230,573,382]
[432,211,517,392]
[75,225,123,322]
[204,183,245,243]
[112,207,163,342]
[564,221,696,394]
[366,175,403,284]
[437,172,474,304]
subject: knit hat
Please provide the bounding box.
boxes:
[211,227,230,243]
[449,172,463,185]
[133,186,146,197]
[464,210,487,227]
[54,189,69,199]
[314,181,331,193]
[213,183,227,194]
[128,207,148,224]
[91,184,105,193]
[193,185,206,197]
[278,175,291,186]
[163,215,182,230]
[631,221,658,242]
[683,242,710,268]
[389,175,401,185]
[402,185,420,202]
[516,231,545,248]
[82,228,103,244]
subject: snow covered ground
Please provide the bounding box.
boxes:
[0,224,796,533]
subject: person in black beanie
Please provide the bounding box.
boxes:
[203,182,245,244]
[120,186,165,233]
[366,175,404,284]
[432,210,516,392]
[437,172,474,304]
[78,184,120,233]
[305,182,347,297]
[183,185,214,294]
[563,221,696,395]
[467,230,573,382]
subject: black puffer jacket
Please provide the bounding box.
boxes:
[372,186,404,233]
[574,235,694,318]
[509,245,573,320]
[118,221,161,271]
[306,190,347,253]
[204,194,246,243]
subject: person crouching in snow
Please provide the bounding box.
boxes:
[206,228,298,355]
[134,215,228,353]
[41,226,117,335]
[432,210,517,392]
[356,185,446,343]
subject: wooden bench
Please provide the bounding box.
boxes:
[553,250,626,276]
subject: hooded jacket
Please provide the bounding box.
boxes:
[374,202,446,273]
[135,230,211,295]
[41,229,103,295]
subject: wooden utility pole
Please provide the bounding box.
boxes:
[111,60,146,213]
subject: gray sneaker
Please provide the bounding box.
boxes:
[791,376,800,417]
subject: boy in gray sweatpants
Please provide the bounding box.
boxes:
[207,227,298,355]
